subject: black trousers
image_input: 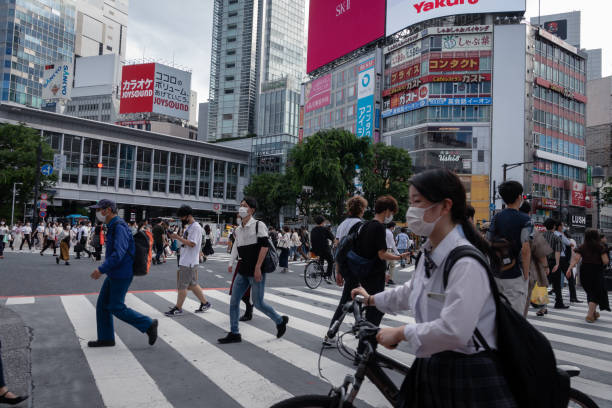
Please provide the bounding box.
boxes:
[559,256,579,301]
[314,247,334,277]
[40,239,56,255]
[548,258,565,306]
[93,244,102,261]
[19,234,32,250]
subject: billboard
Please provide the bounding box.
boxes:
[356,56,376,139]
[429,57,479,72]
[119,62,191,121]
[304,74,332,113]
[307,0,385,73]
[42,61,73,101]
[543,19,568,40]
[386,0,526,36]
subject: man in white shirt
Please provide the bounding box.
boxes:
[19,223,32,251]
[165,205,212,317]
[75,222,91,259]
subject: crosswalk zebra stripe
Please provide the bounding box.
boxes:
[124,294,293,408]
[61,295,173,408]
[157,291,390,408]
[530,311,612,330]
[5,297,35,305]
[571,376,612,402]
[554,349,612,374]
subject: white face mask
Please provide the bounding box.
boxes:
[96,211,106,223]
[405,203,442,237]
[384,214,394,224]
[238,207,249,218]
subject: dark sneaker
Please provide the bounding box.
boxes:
[554,304,570,309]
[56,257,59,264]
[87,340,115,348]
[218,332,242,344]
[164,306,184,317]
[239,306,253,321]
[195,302,212,313]
[146,319,158,345]
[276,316,289,338]
[322,336,334,348]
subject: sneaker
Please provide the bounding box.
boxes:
[164,306,184,317]
[553,304,570,309]
[218,332,242,344]
[195,302,211,313]
[87,340,115,348]
[324,277,333,284]
[276,316,289,338]
[56,257,59,265]
[322,337,334,348]
[146,319,158,345]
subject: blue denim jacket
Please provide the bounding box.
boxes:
[98,216,134,279]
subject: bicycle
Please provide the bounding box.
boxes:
[271,296,599,408]
[304,254,334,289]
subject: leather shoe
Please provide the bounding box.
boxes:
[146,319,158,346]
[218,332,242,344]
[570,299,583,303]
[87,340,115,347]
[276,316,289,338]
[553,304,570,309]
[0,391,28,405]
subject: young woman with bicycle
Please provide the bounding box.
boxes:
[352,169,517,408]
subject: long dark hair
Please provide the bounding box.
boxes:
[410,169,497,265]
[584,228,602,251]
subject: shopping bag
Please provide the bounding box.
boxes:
[531,283,549,306]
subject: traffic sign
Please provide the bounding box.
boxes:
[39,211,46,218]
[213,203,221,211]
[40,202,47,210]
[41,164,53,176]
[489,203,496,211]
[40,193,48,200]
[53,153,67,171]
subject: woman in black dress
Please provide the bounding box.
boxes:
[568,229,611,322]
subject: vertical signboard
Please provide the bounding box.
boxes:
[356,56,376,139]
[571,181,587,207]
[119,63,155,114]
[42,61,73,101]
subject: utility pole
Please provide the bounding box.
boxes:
[11,182,22,226]
[32,130,43,227]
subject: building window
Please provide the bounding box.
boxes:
[136,147,152,191]
[226,50,236,56]
[224,89,234,94]
[227,24,237,30]
[478,150,485,162]
[101,141,118,187]
[223,113,233,120]
[225,76,235,81]
[228,11,238,17]
[239,164,246,177]
[227,37,236,43]
[119,145,135,189]
[226,63,235,69]
[106,45,113,51]
[82,138,100,186]
[153,150,168,193]
[62,135,81,184]
[184,155,198,196]
[199,158,211,197]
[213,161,225,199]
[168,152,183,194]
[226,163,238,200]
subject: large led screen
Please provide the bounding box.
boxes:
[307,0,385,74]
[386,0,526,36]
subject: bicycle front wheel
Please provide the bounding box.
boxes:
[304,262,323,289]
[568,388,599,408]
[271,395,355,408]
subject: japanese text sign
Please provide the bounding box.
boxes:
[304,74,332,113]
[356,57,376,139]
[429,57,479,72]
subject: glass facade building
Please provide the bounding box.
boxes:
[0,0,76,108]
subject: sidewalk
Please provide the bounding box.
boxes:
[0,306,31,402]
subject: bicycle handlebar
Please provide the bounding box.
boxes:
[327,295,373,339]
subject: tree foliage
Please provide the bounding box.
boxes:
[0,124,57,221]
[243,172,299,226]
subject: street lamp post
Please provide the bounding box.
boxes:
[591,166,605,230]
[11,182,23,226]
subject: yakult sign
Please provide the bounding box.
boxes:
[386,0,526,36]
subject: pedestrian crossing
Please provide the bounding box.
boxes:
[1,286,611,408]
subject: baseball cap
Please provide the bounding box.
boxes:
[89,199,117,212]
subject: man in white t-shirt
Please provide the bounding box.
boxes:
[19,222,32,250]
[165,205,212,317]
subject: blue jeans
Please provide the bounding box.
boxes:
[230,273,282,333]
[397,248,407,267]
[96,276,153,341]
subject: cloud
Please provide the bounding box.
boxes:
[126,0,214,104]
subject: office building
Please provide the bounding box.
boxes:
[198,102,209,140]
[0,0,76,108]
[585,49,602,81]
[74,0,128,61]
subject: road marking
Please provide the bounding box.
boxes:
[125,294,292,408]
[215,274,223,279]
[207,269,214,273]
[572,377,612,402]
[169,291,389,408]
[5,297,35,305]
[61,295,172,408]
[226,280,232,284]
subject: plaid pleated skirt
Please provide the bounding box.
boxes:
[399,350,518,408]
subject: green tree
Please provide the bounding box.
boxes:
[243,172,299,226]
[360,143,413,220]
[0,124,57,222]
[287,129,372,223]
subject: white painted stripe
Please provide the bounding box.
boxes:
[155,291,390,408]
[5,297,35,305]
[226,280,232,284]
[555,349,612,374]
[529,319,611,340]
[207,269,213,273]
[528,311,612,330]
[215,274,223,279]
[124,294,292,408]
[60,295,173,408]
[571,377,612,402]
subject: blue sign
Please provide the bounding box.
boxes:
[382,97,492,119]
[356,56,376,139]
[489,203,496,211]
[41,164,53,176]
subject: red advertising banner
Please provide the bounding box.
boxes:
[388,85,428,109]
[571,181,587,207]
[390,63,421,85]
[119,63,155,114]
[304,74,332,113]
[429,57,479,72]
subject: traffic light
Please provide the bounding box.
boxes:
[97,162,103,169]
[523,194,532,200]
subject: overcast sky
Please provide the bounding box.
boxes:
[126,0,611,107]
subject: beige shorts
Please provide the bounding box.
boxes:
[177,265,198,290]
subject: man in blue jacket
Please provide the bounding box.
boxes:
[87,199,158,347]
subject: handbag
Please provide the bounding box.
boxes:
[530,283,549,306]
[256,222,278,273]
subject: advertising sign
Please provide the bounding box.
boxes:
[387,85,428,110]
[540,198,558,210]
[543,19,568,40]
[389,42,422,68]
[441,33,492,51]
[120,63,191,121]
[429,57,479,72]
[307,0,385,73]
[571,181,587,207]
[390,63,421,85]
[386,0,526,36]
[304,74,332,113]
[42,61,73,100]
[356,57,376,139]
[381,97,491,118]
[382,73,490,97]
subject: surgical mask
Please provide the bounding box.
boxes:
[405,203,442,237]
[238,207,249,218]
[96,211,106,223]
[384,214,394,224]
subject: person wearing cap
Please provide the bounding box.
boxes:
[87,199,158,348]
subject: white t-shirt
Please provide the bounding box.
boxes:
[335,217,362,240]
[23,226,32,234]
[36,225,45,233]
[179,221,203,267]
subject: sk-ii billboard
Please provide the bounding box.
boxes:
[356,56,376,140]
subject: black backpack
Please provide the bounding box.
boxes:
[256,221,278,273]
[442,245,569,408]
[334,221,364,279]
[110,221,152,276]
